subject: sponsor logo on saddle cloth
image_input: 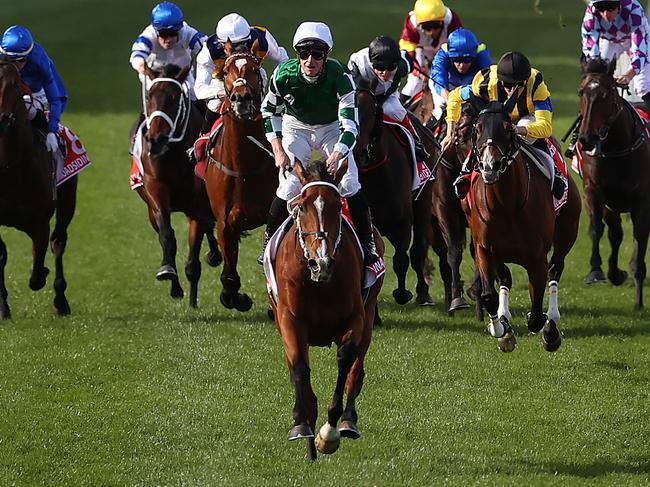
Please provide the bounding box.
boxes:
[263,198,385,304]
[382,114,432,191]
[55,123,91,186]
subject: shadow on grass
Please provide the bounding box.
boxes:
[519,457,650,478]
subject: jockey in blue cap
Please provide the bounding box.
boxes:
[0,25,67,157]
[429,28,492,120]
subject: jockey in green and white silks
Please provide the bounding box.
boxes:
[258,21,379,267]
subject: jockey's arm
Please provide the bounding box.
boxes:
[36,56,63,133]
[581,5,601,60]
[431,48,450,97]
[194,45,222,101]
[182,25,207,57]
[525,77,553,140]
[261,68,290,170]
[333,68,358,159]
[263,29,289,65]
[130,28,155,74]
[627,4,650,78]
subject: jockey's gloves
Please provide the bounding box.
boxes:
[45,132,60,153]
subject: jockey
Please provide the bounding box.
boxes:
[129,2,206,97]
[399,0,462,103]
[443,51,567,200]
[429,28,492,121]
[259,22,378,267]
[0,25,67,158]
[582,0,650,112]
[348,35,429,160]
[194,13,288,132]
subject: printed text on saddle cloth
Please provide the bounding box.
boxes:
[56,123,91,186]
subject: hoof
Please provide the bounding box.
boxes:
[584,269,606,285]
[288,423,314,441]
[235,293,253,312]
[315,432,340,455]
[338,420,361,439]
[392,288,413,305]
[156,264,177,281]
[170,281,184,299]
[0,302,11,320]
[449,297,470,312]
[54,298,71,316]
[204,250,223,268]
[416,293,434,306]
[608,269,628,286]
[542,320,562,352]
[267,307,275,321]
[29,267,49,291]
[527,312,547,334]
[497,326,517,353]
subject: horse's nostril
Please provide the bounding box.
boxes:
[307,259,318,269]
[244,92,252,101]
[230,93,237,102]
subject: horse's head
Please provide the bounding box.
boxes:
[472,100,519,184]
[290,159,347,282]
[0,62,25,138]
[222,49,263,120]
[142,63,191,158]
[578,57,621,155]
[354,84,382,167]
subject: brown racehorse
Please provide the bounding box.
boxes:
[468,100,580,352]
[0,61,77,318]
[204,52,276,311]
[133,63,221,307]
[578,58,650,309]
[355,87,434,308]
[269,159,384,461]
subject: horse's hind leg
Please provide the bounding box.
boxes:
[629,208,649,309]
[185,218,203,308]
[496,264,513,324]
[411,195,433,306]
[50,177,77,315]
[526,258,549,335]
[584,189,607,284]
[203,222,222,268]
[387,224,413,305]
[28,219,50,292]
[604,209,628,286]
[0,235,10,319]
[217,220,252,312]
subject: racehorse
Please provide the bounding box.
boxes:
[468,100,580,352]
[269,158,384,461]
[133,63,221,307]
[0,61,77,318]
[204,51,276,311]
[578,57,650,309]
[355,86,434,308]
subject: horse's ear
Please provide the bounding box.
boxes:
[468,95,486,115]
[294,159,311,185]
[333,158,349,186]
[177,65,191,82]
[224,40,233,57]
[143,63,157,80]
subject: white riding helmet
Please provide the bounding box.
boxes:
[216,13,251,43]
[292,22,333,52]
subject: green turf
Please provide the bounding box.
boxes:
[0,1,649,485]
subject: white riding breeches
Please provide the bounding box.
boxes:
[431,89,446,120]
[401,73,424,98]
[598,38,650,97]
[382,91,407,121]
[23,88,47,120]
[276,116,361,200]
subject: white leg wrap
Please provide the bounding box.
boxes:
[547,280,560,324]
[319,422,340,442]
[497,286,512,322]
[488,314,505,338]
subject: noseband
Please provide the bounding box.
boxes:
[472,110,520,178]
[222,53,263,119]
[142,77,191,143]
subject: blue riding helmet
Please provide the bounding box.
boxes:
[447,28,479,61]
[151,2,184,33]
[0,25,34,58]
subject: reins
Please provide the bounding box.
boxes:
[142,76,191,143]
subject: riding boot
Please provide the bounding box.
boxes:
[347,191,379,266]
[31,109,49,133]
[402,115,430,160]
[257,196,289,265]
[552,167,567,200]
[452,156,473,199]
[201,108,220,134]
[187,110,221,164]
[564,129,579,158]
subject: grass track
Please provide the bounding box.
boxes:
[0,1,649,485]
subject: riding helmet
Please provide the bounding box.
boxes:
[292,22,333,52]
[151,2,184,33]
[497,51,531,84]
[413,0,446,25]
[216,13,251,44]
[447,28,479,60]
[0,25,34,58]
[369,36,400,70]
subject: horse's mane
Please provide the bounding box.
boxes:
[303,160,335,184]
[582,57,613,76]
[147,61,183,78]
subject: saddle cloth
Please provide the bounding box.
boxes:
[263,206,385,304]
[129,120,146,190]
[193,116,224,181]
[382,115,432,191]
[55,123,91,186]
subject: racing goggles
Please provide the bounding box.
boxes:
[156,29,180,39]
[451,56,474,64]
[502,81,526,90]
[372,63,398,72]
[594,1,620,12]
[420,20,444,31]
[297,48,326,61]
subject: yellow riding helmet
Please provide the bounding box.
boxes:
[413,0,446,24]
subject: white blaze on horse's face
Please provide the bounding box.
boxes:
[235,58,248,73]
[314,195,328,259]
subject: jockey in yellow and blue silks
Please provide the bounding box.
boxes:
[442,51,566,200]
[429,28,492,120]
[0,25,67,158]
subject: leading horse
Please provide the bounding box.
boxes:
[468,101,581,352]
[0,61,77,318]
[578,58,650,309]
[269,159,384,461]
[133,63,221,307]
[204,51,276,311]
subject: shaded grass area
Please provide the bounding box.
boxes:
[1,1,649,485]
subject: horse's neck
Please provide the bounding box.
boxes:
[2,118,35,161]
[604,99,636,150]
[483,156,529,212]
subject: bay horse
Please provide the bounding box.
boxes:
[269,159,384,461]
[133,63,221,307]
[0,61,77,318]
[578,58,650,309]
[204,52,276,311]
[468,100,581,352]
[355,87,434,308]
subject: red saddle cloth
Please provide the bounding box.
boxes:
[193,116,224,181]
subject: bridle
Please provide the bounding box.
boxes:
[472,108,520,180]
[292,181,342,262]
[142,76,191,143]
[222,52,263,120]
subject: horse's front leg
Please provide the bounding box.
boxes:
[440,206,470,313]
[216,218,252,312]
[147,194,183,299]
[185,218,203,308]
[411,195,433,306]
[28,218,50,292]
[629,207,649,309]
[203,221,223,268]
[0,235,10,319]
[584,186,607,284]
[50,177,77,316]
[387,223,413,305]
[604,208,628,286]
